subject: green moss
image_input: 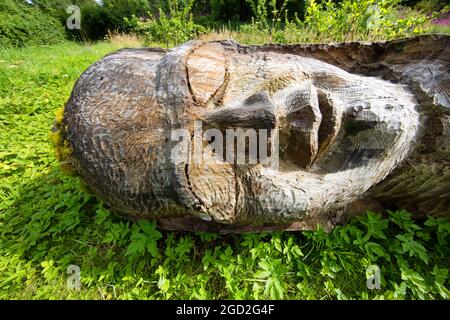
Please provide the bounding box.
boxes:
[49,107,77,176]
[54,108,64,125]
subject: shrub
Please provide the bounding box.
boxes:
[0,0,66,48]
[193,0,306,23]
[125,0,206,47]
[245,0,290,29]
[302,0,428,42]
[33,0,150,41]
[33,0,113,41]
[195,0,254,21]
[102,0,151,32]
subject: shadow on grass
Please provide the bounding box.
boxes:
[0,166,246,298]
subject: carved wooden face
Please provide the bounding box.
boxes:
[64,41,420,225]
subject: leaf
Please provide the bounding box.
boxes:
[435,218,450,235]
[353,230,371,247]
[401,268,428,297]
[138,220,157,235]
[338,227,351,244]
[392,281,407,298]
[431,265,448,285]
[254,270,271,279]
[360,211,388,240]
[202,250,215,270]
[265,277,283,300]
[258,260,271,272]
[146,238,159,258]
[431,265,449,299]
[424,216,450,234]
[273,237,282,252]
[291,245,304,257]
[175,236,194,257]
[271,277,284,300]
[365,242,387,258]
[94,206,110,225]
[389,210,421,232]
[158,277,171,292]
[395,234,429,264]
[126,232,146,256]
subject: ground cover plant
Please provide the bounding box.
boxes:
[0,39,449,299]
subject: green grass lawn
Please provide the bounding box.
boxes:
[0,41,448,300]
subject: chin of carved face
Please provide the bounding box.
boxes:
[64,41,420,226]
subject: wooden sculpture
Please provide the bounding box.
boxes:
[53,35,450,232]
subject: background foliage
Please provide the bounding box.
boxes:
[0,0,66,48]
[0,0,448,46]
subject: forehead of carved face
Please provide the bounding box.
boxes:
[177,41,419,224]
[65,40,420,225]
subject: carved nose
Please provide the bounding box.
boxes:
[278,82,342,169]
[278,82,322,168]
[204,91,276,130]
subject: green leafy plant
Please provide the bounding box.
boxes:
[302,0,429,42]
[125,0,206,47]
[245,0,290,31]
[127,220,162,258]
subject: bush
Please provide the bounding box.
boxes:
[126,0,206,47]
[301,0,428,42]
[32,0,111,41]
[32,0,150,41]
[0,0,66,48]
[102,0,151,32]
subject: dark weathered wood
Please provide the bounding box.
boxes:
[57,35,449,232]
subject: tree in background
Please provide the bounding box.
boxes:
[102,0,151,31]
[200,0,253,21]
[32,0,104,40]
[31,0,151,40]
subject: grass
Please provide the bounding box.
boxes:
[0,40,449,300]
